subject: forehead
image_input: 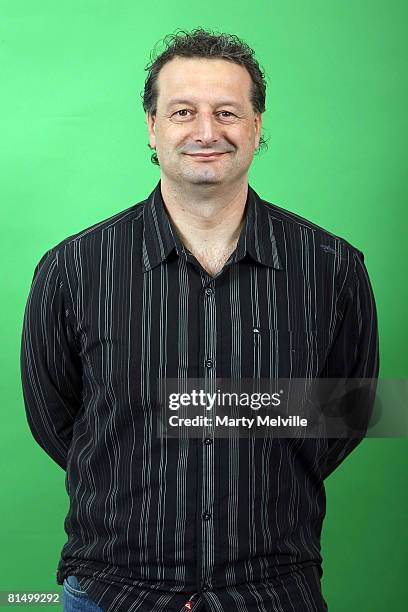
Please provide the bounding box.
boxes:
[156,57,252,106]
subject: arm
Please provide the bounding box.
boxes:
[20,247,82,470]
[319,248,380,480]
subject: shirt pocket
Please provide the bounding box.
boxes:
[250,326,325,379]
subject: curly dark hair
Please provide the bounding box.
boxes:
[141,27,269,166]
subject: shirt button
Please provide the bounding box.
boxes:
[253,327,260,334]
[202,584,210,592]
[205,287,213,296]
[203,438,213,445]
[202,511,211,521]
[205,359,214,368]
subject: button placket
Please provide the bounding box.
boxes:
[200,276,216,594]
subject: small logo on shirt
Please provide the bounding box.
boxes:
[320,244,337,254]
[183,601,193,610]
[320,244,347,260]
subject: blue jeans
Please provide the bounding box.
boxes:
[63,575,103,611]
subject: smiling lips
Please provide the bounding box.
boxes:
[186,152,227,160]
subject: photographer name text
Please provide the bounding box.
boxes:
[167,415,307,428]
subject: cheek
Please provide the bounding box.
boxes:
[237,137,255,157]
[161,134,190,156]
[237,126,255,146]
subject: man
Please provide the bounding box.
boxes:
[20,28,379,612]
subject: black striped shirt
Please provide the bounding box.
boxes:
[20,180,379,611]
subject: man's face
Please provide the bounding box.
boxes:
[146,57,262,187]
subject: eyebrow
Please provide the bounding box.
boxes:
[165,98,244,111]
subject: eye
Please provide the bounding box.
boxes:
[170,109,238,122]
[173,109,192,117]
[217,111,239,122]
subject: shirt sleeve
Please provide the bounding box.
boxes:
[20,247,83,470]
[319,248,380,480]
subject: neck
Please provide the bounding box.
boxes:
[159,176,249,251]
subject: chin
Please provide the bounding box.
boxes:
[182,170,224,184]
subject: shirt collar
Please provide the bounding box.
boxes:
[142,179,284,273]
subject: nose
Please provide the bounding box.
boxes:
[192,112,219,145]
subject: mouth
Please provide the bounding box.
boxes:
[185,152,227,160]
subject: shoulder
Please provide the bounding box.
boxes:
[258,195,365,262]
[51,199,146,253]
[31,197,147,280]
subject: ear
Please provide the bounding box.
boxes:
[254,113,262,149]
[146,112,156,148]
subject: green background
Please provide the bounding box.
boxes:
[1,0,407,610]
